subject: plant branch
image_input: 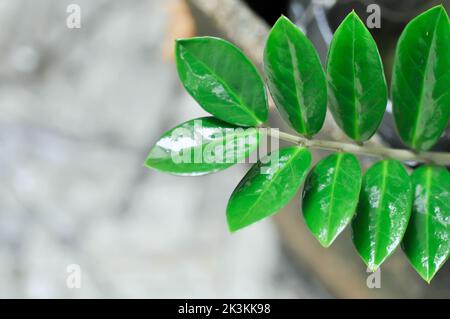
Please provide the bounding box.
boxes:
[266,128,450,166]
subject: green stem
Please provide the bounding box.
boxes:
[265,128,450,166]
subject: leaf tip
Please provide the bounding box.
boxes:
[226,205,241,233]
[174,38,190,58]
[344,9,365,25]
[144,152,155,168]
[227,224,239,233]
[174,38,187,46]
[226,215,243,233]
[143,155,162,174]
[226,205,255,232]
[437,4,449,18]
[419,270,436,284]
[273,14,293,29]
[318,239,333,248]
[367,263,380,273]
[418,4,448,20]
[433,3,446,12]
[143,158,151,169]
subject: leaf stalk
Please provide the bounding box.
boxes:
[266,128,450,166]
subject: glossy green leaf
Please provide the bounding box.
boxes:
[175,37,268,127]
[352,160,412,271]
[402,165,450,283]
[391,5,450,151]
[145,117,260,176]
[326,11,387,142]
[264,16,327,137]
[227,146,311,232]
[302,153,362,247]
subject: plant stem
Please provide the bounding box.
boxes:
[265,128,450,166]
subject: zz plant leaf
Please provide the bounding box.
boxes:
[402,165,450,283]
[145,5,450,283]
[176,37,268,127]
[145,117,260,176]
[352,160,412,271]
[391,5,450,151]
[264,16,327,137]
[227,147,311,232]
[326,11,387,142]
[302,153,362,247]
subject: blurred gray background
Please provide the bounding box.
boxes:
[0,0,328,298]
[2,0,449,299]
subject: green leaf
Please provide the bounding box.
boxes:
[302,153,362,247]
[326,11,387,142]
[402,165,450,283]
[175,37,268,127]
[391,5,450,151]
[352,159,412,271]
[227,146,311,232]
[264,16,327,137]
[145,117,260,176]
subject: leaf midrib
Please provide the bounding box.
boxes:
[283,22,308,134]
[324,153,343,245]
[411,11,443,148]
[371,160,389,268]
[351,16,361,140]
[424,166,432,280]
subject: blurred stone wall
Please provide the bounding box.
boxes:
[0,0,327,298]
